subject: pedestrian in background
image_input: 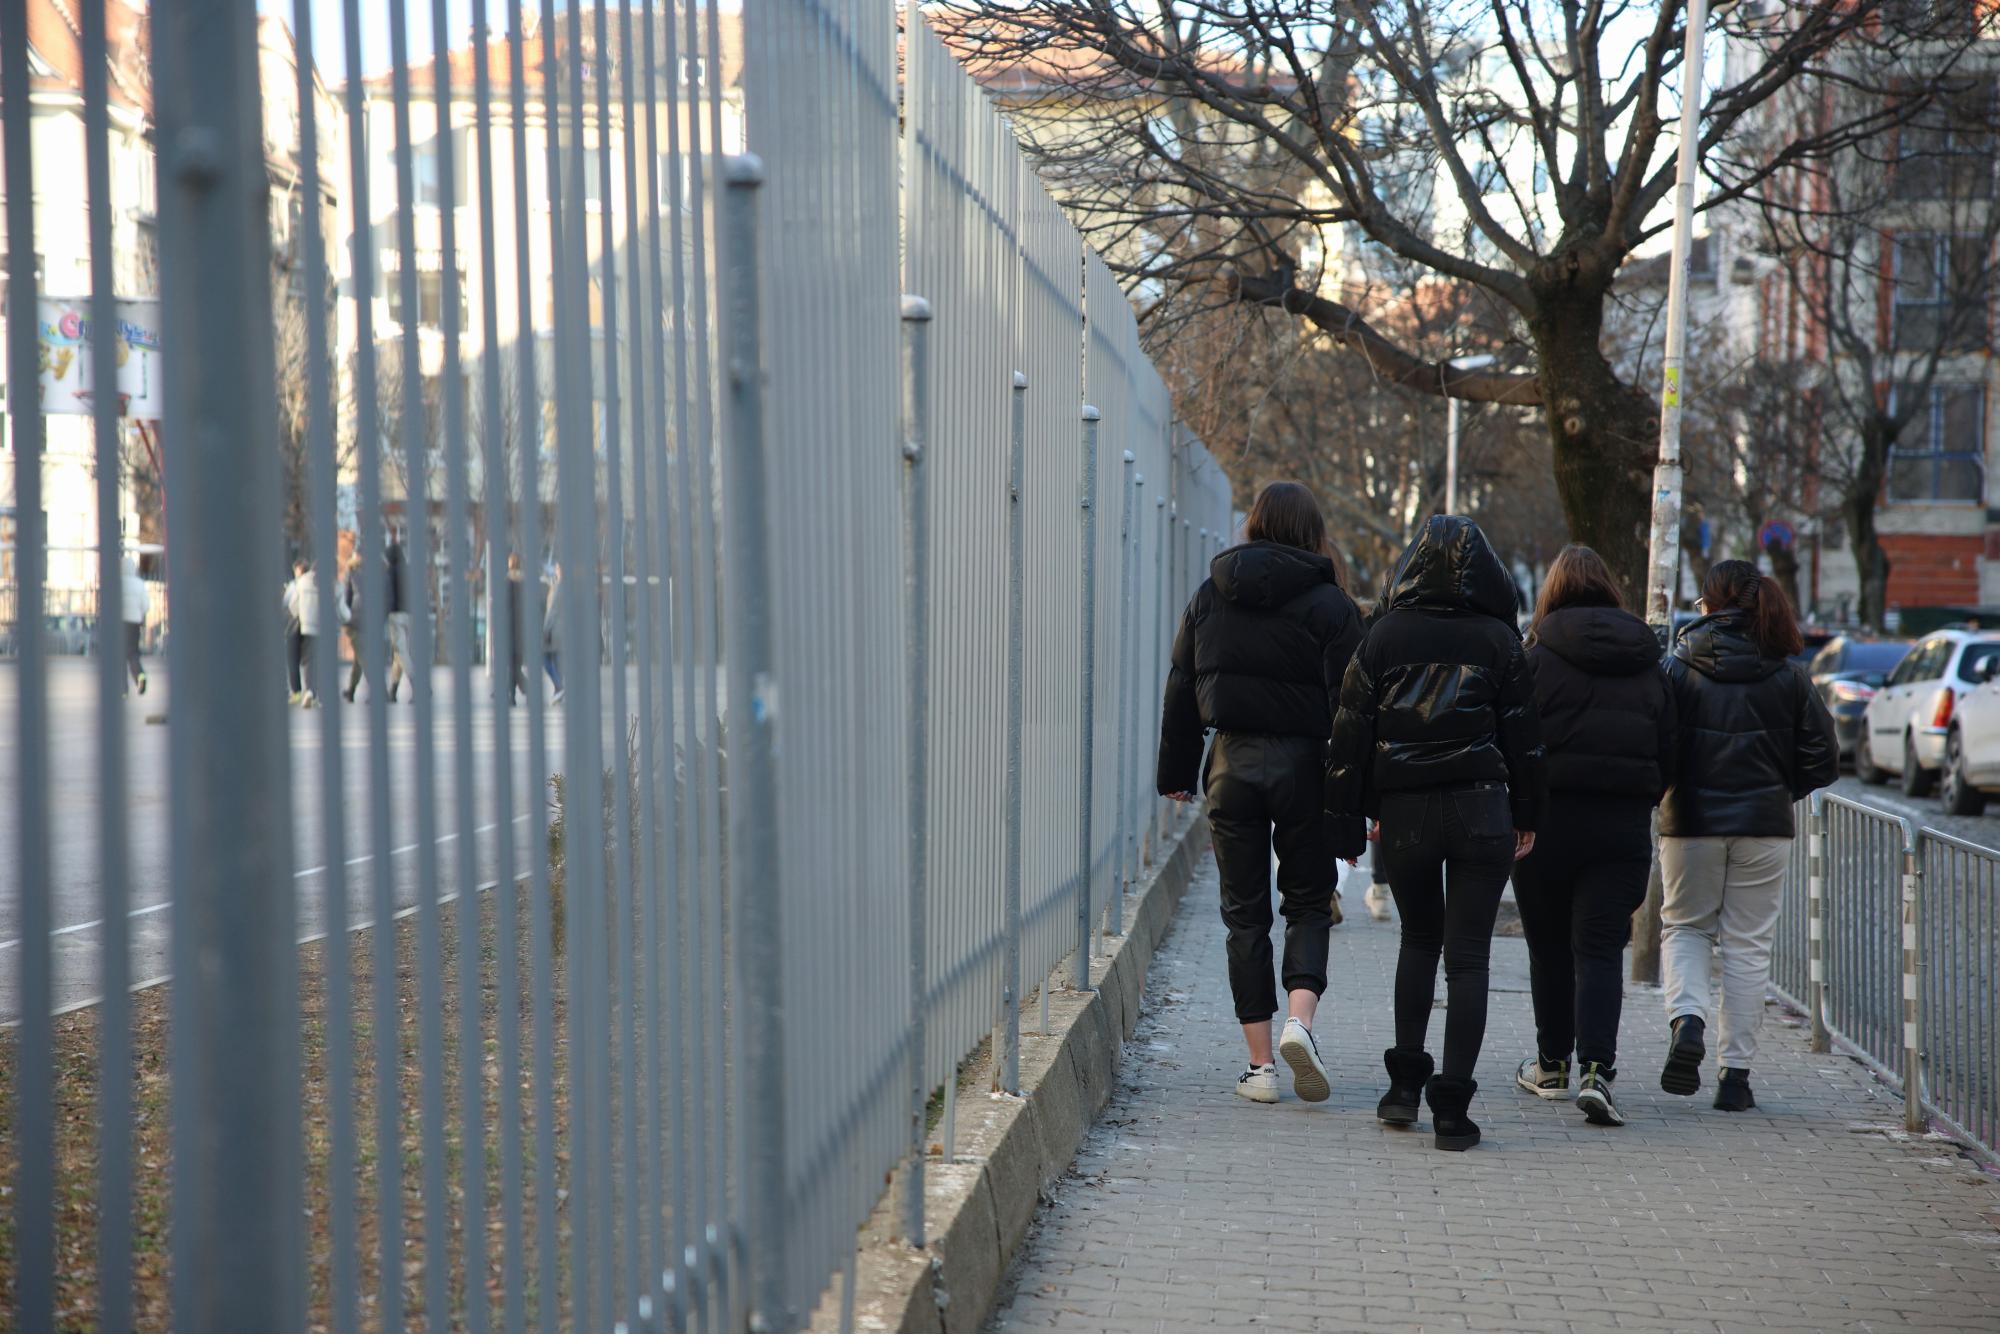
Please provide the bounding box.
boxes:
[1658,559,1837,1111]
[121,557,149,696]
[341,552,365,703]
[1156,481,1363,1106]
[505,553,530,705]
[542,561,565,705]
[1328,515,1546,1151]
[284,560,323,708]
[385,535,415,702]
[284,558,306,704]
[1510,545,1676,1128]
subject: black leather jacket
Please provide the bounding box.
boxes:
[1326,516,1547,830]
[1529,604,1677,805]
[1659,611,1839,838]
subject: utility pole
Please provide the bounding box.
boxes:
[1444,353,1494,514]
[1634,0,1718,985]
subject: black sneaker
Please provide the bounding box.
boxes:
[1661,1015,1705,1096]
[1576,1063,1624,1126]
[1714,1067,1756,1112]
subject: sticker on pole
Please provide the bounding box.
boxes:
[1757,519,1795,551]
[1661,366,1680,409]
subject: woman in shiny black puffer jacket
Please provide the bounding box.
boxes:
[1326,515,1546,1150]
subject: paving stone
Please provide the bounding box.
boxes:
[987,852,2000,1331]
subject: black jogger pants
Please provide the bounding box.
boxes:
[1204,732,1338,1024]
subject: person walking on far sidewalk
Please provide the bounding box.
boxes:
[285,561,328,708]
[284,559,306,703]
[542,561,565,704]
[341,553,365,702]
[1659,560,1837,1111]
[121,557,149,696]
[1510,545,1677,1128]
[505,553,531,705]
[1328,515,1546,1151]
[385,535,416,702]
[1156,482,1363,1107]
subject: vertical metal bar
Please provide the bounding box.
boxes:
[338,1,405,1323]
[900,295,934,1247]
[1153,494,1168,852]
[290,1,358,1327]
[469,4,527,1329]
[997,370,1028,1095]
[1809,797,1830,1052]
[151,0,302,1325]
[1905,835,1925,1131]
[1,0,53,1322]
[1070,407,1101,990]
[78,0,133,1324]
[718,150,788,1334]
[1114,464,1140,939]
[384,7,453,1323]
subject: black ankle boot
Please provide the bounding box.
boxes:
[1376,1047,1432,1126]
[1714,1067,1756,1112]
[1661,1015,1706,1097]
[1426,1076,1481,1151]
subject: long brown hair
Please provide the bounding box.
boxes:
[1702,558,1803,658]
[1244,481,1346,586]
[1530,544,1622,636]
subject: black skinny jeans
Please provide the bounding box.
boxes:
[1204,733,1337,1024]
[1510,796,1652,1072]
[1377,784,1517,1081]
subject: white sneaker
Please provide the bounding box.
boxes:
[1365,883,1393,922]
[1277,1018,1330,1103]
[1515,1054,1571,1099]
[1236,1063,1280,1104]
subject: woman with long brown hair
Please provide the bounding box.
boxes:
[1509,545,1676,1128]
[1157,481,1363,1105]
[1658,559,1837,1111]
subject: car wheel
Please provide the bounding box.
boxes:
[1942,729,1987,816]
[1902,733,1939,798]
[1855,733,1888,785]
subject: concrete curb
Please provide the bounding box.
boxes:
[810,814,1211,1334]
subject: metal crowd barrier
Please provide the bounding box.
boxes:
[1,2,1234,1330]
[1770,792,2000,1164]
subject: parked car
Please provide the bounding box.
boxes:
[1937,664,2000,814]
[1806,636,1912,763]
[1857,629,2000,795]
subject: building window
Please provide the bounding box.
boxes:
[1894,78,1995,199]
[550,143,605,210]
[1532,159,1550,195]
[410,128,471,208]
[682,55,706,87]
[1884,0,1979,40]
[1890,383,1985,502]
[383,251,469,333]
[1892,233,1991,352]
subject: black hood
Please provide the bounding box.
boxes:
[1533,604,1662,676]
[1675,610,1788,684]
[1383,516,1519,625]
[1210,541,1339,609]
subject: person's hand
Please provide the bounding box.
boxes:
[1514,830,1536,861]
[1165,790,1195,803]
[1366,820,1380,843]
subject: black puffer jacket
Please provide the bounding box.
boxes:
[1529,604,1677,804]
[1325,516,1547,830]
[1660,610,1838,838]
[1156,541,1363,796]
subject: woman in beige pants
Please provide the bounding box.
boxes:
[1657,561,1838,1111]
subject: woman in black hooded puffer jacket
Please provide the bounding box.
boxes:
[1157,482,1364,1107]
[1327,515,1547,1150]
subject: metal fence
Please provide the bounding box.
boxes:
[0,2,1232,1331]
[1770,793,2000,1164]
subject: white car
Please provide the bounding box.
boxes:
[1857,629,2000,796]
[1936,656,2000,814]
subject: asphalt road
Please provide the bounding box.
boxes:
[1824,772,2000,845]
[0,657,577,1022]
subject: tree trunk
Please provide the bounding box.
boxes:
[1766,538,1803,616]
[1845,420,1893,631]
[1530,290,1660,607]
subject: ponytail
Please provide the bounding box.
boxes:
[1701,559,1802,659]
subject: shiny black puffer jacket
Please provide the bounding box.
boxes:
[1155,541,1363,796]
[1325,516,1547,830]
[1659,611,1839,838]
[1529,604,1677,805]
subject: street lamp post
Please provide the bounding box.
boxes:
[1445,353,1495,514]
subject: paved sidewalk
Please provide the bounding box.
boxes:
[990,852,2000,1332]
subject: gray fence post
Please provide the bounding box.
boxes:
[900,294,933,1247]
[997,370,1029,1095]
[1114,464,1139,940]
[718,152,787,1333]
[149,3,303,1328]
[1808,796,1831,1053]
[1071,406,1102,990]
[1903,835,1925,1134]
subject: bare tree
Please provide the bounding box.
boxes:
[936,0,1978,597]
[1758,65,2000,628]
